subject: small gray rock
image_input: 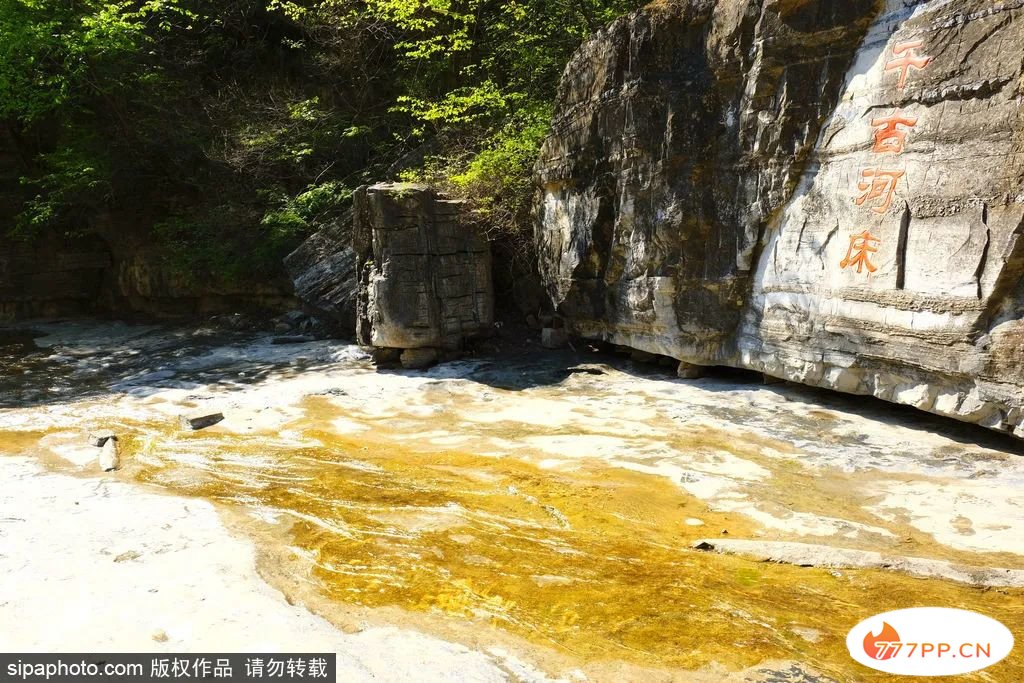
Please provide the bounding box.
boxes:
[179,411,224,431]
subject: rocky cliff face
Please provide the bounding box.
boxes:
[0,222,296,323]
[535,0,1024,438]
[0,226,295,321]
[2,128,293,321]
[0,231,296,321]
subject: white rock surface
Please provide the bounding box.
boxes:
[99,437,120,471]
[0,456,547,681]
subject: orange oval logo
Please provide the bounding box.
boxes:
[848,608,1014,676]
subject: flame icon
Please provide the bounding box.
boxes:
[863,622,902,660]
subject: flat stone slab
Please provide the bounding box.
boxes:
[692,539,1024,588]
[87,430,117,447]
[178,411,224,431]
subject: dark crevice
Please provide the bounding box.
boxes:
[975,203,991,300]
[896,203,911,290]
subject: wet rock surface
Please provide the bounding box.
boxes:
[1,320,1023,680]
[693,538,1024,588]
[535,0,1024,439]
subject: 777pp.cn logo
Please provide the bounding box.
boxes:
[848,608,1014,676]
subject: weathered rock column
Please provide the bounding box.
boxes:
[354,183,494,367]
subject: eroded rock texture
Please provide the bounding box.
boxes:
[355,183,494,351]
[535,0,1024,437]
[284,212,359,335]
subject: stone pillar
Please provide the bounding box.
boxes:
[354,183,494,363]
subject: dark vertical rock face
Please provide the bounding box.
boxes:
[2,132,294,322]
[0,233,112,320]
[536,0,1024,438]
[1,223,296,321]
[354,183,494,351]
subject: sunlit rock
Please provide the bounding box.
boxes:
[87,430,116,447]
[178,410,224,431]
[354,183,494,363]
[535,0,1024,438]
[99,438,120,472]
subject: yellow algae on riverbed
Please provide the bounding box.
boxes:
[128,425,1024,681]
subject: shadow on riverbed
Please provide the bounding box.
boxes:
[393,344,1024,457]
[0,321,347,411]
[3,319,1023,457]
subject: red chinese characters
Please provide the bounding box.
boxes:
[870,109,918,154]
[842,38,932,274]
[884,41,933,89]
[840,230,881,274]
[856,168,906,214]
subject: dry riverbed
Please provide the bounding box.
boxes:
[1,320,1022,682]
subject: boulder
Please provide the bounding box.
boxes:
[87,430,117,447]
[400,348,440,370]
[371,347,402,365]
[535,0,1024,439]
[99,438,120,472]
[354,183,494,352]
[630,349,657,364]
[677,362,707,380]
[541,328,569,350]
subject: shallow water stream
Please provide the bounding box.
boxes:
[2,321,1023,681]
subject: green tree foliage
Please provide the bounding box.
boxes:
[0,0,643,283]
[0,0,186,122]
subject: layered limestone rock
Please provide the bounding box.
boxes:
[535,0,1024,437]
[103,246,294,317]
[284,212,359,335]
[354,183,494,356]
